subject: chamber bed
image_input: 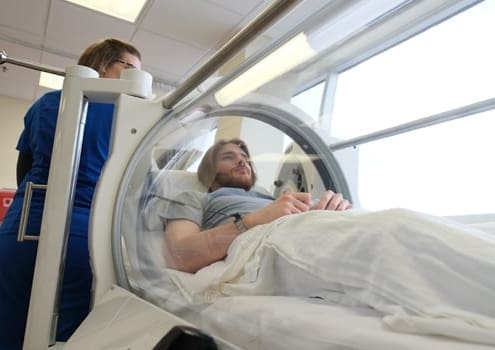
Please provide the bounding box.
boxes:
[120,165,495,350]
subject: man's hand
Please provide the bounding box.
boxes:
[243,191,351,229]
[243,192,311,228]
[311,190,352,211]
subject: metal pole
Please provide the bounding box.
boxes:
[329,96,495,151]
[22,68,93,350]
[0,50,65,76]
[161,0,301,109]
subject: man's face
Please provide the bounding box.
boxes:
[211,143,253,191]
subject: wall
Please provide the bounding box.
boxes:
[0,95,30,189]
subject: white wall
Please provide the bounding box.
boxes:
[0,95,30,189]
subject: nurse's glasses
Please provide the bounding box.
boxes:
[114,59,137,69]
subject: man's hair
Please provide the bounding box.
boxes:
[197,138,257,190]
[77,38,141,74]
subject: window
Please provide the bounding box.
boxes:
[291,81,326,123]
[332,0,495,140]
[285,81,326,151]
[330,0,495,215]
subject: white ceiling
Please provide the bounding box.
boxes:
[0,0,331,102]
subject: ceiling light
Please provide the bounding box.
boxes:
[215,33,316,107]
[39,72,64,90]
[64,0,147,22]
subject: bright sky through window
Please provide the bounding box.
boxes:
[330,0,495,215]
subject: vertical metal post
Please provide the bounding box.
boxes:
[23,66,96,350]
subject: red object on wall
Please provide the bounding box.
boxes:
[0,188,16,222]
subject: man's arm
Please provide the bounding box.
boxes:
[164,219,243,273]
[164,192,313,273]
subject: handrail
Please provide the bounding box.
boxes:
[161,0,301,109]
[17,182,48,242]
[0,50,65,76]
[329,96,495,151]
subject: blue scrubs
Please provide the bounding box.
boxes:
[0,90,114,348]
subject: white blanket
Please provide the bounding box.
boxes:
[167,208,495,345]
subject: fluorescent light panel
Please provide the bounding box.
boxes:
[215,33,316,107]
[39,72,64,90]
[64,0,147,22]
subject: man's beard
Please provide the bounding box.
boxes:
[214,172,253,191]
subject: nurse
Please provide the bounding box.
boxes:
[0,38,141,349]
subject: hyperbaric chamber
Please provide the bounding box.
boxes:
[111,99,351,314]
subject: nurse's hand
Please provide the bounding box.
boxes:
[311,190,352,211]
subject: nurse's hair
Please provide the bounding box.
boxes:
[77,38,141,76]
[197,138,257,191]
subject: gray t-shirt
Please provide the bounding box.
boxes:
[165,187,274,229]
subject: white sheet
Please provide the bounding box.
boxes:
[167,208,495,345]
[198,296,495,350]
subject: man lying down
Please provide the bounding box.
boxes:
[161,138,495,345]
